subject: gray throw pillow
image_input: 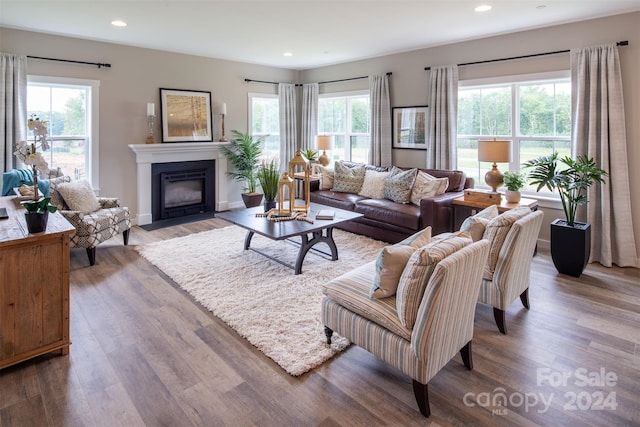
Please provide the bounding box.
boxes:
[384,166,417,204]
[331,161,366,193]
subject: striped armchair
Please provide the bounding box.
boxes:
[321,238,490,417]
[477,209,544,334]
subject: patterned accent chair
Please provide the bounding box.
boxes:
[477,209,544,334]
[49,176,131,265]
[321,237,490,417]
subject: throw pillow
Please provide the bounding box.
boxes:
[48,175,72,209]
[318,165,334,190]
[369,226,432,299]
[358,170,389,199]
[482,206,532,279]
[56,179,100,213]
[459,205,499,242]
[331,161,366,193]
[384,166,417,204]
[396,232,472,329]
[410,171,449,205]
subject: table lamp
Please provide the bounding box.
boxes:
[478,138,510,193]
[317,135,333,167]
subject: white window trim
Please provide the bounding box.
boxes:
[27,75,100,190]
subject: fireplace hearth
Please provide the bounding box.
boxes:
[152,160,215,221]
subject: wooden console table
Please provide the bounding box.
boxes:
[0,196,75,369]
[452,196,539,230]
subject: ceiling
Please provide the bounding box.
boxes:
[1,1,638,70]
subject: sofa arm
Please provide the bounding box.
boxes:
[419,191,464,235]
[98,197,121,209]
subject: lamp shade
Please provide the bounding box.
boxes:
[317,135,334,151]
[478,139,510,163]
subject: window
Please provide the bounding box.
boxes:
[27,76,99,185]
[318,91,370,164]
[457,72,571,196]
[248,93,279,163]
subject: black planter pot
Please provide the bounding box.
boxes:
[25,211,49,234]
[241,192,263,208]
[550,218,591,277]
[263,199,277,212]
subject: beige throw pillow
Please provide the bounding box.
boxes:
[459,205,499,241]
[410,171,449,205]
[482,206,532,279]
[318,166,334,190]
[369,226,432,299]
[358,170,389,199]
[56,179,100,213]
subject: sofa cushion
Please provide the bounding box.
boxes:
[410,171,449,205]
[483,206,532,279]
[57,179,101,213]
[369,227,432,299]
[384,166,417,204]
[310,190,365,211]
[460,205,499,241]
[396,232,472,329]
[48,175,72,209]
[318,165,334,190]
[323,261,412,340]
[355,198,420,230]
[332,161,366,193]
[358,169,388,199]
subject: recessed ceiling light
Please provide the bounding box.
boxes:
[536,4,547,9]
[283,52,293,57]
[474,5,492,12]
[111,20,127,27]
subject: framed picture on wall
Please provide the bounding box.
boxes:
[160,88,213,142]
[392,105,428,149]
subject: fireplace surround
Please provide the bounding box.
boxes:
[129,142,228,225]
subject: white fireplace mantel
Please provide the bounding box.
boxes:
[128,142,228,225]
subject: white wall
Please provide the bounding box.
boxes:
[2,12,638,262]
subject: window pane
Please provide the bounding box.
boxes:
[481,87,511,135]
[458,89,481,135]
[331,134,346,163]
[39,138,87,180]
[456,138,481,185]
[350,96,369,133]
[251,98,279,134]
[319,98,345,133]
[350,135,369,164]
[519,139,571,192]
[555,83,571,136]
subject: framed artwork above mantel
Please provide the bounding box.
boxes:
[160,88,213,143]
[392,105,428,149]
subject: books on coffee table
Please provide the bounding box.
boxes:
[315,209,335,220]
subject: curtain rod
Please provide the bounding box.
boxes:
[244,72,392,86]
[27,55,111,68]
[424,40,629,71]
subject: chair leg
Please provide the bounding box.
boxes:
[412,380,431,417]
[123,228,130,246]
[460,341,473,370]
[86,247,96,266]
[324,326,333,346]
[493,307,507,334]
[520,288,530,309]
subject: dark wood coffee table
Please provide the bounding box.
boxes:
[217,203,363,274]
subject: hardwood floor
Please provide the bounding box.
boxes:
[1,217,639,426]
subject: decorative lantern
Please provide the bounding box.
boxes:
[277,172,295,215]
[288,149,311,212]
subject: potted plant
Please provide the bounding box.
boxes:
[221,130,266,208]
[522,153,607,277]
[257,159,280,211]
[303,149,317,162]
[502,170,527,203]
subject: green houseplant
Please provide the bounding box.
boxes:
[303,149,317,162]
[522,152,607,277]
[502,170,527,203]
[221,130,266,208]
[257,159,280,211]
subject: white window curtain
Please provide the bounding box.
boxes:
[301,83,318,152]
[1,52,27,177]
[571,44,639,268]
[426,65,458,169]
[368,74,392,167]
[278,83,297,171]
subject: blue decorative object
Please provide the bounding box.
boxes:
[1,169,50,197]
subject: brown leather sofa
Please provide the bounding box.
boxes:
[310,164,474,243]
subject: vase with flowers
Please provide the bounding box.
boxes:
[14,114,58,233]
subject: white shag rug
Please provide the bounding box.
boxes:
[136,225,386,376]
